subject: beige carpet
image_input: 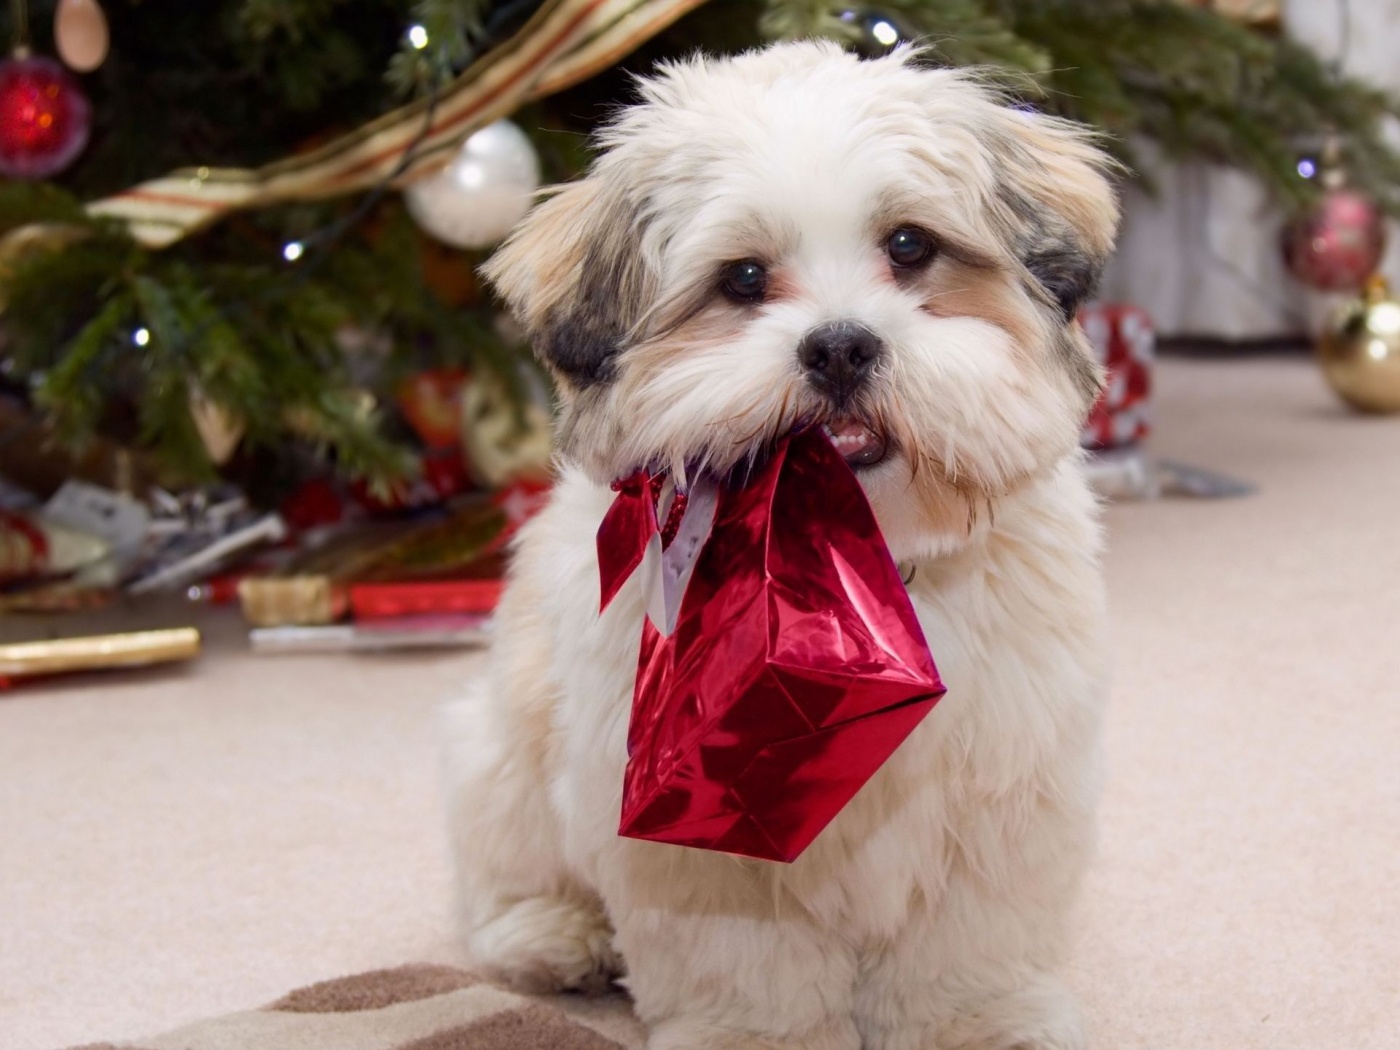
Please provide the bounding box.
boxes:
[2,356,1398,1050]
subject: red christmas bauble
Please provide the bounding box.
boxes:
[0,54,93,180]
[1282,187,1386,293]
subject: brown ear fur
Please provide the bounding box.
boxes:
[989,109,1120,322]
[982,107,1120,407]
[481,178,653,389]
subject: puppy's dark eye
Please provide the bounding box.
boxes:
[887,227,935,269]
[721,260,768,303]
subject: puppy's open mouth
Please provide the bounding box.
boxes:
[822,418,889,469]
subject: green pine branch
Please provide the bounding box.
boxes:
[762,0,1400,214]
[387,0,492,95]
[762,0,1050,80]
[6,0,1400,493]
[0,185,520,489]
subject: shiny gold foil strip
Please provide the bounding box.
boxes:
[0,627,201,678]
[238,576,344,628]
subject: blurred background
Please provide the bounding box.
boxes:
[0,0,1398,637]
[3,5,1399,1050]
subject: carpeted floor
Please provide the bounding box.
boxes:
[2,356,1397,1050]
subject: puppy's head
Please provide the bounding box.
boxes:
[485,42,1118,557]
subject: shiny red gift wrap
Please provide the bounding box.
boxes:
[598,471,664,613]
[599,430,946,863]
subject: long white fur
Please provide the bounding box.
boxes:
[446,42,1117,1050]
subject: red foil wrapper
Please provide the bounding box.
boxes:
[599,430,946,863]
[598,472,662,612]
[349,578,505,620]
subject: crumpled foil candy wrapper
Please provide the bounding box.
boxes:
[598,429,946,863]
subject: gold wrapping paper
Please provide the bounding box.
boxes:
[0,627,201,679]
[238,576,346,628]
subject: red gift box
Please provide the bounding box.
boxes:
[349,578,505,620]
[599,430,946,863]
[1079,303,1153,449]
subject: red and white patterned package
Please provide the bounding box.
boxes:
[1079,303,1154,449]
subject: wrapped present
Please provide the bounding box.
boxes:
[397,368,468,450]
[236,497,522,628]
[348,578,505,621]
[0,628,200,688]
[127,487,286,595]
[0,508,110,586]
[599,430,946,863]
[1080,302,1154,449]
[349,446,472,515]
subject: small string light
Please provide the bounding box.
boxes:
[869,20,899,46]
[256,19,461,275]
[1298,158,1318,179]
[132,327,151,347]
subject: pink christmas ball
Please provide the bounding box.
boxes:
[1282,188,1386,293]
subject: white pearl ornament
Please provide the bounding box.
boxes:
[404,120,541,250]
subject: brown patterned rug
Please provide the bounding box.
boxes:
[68,964,647,1050]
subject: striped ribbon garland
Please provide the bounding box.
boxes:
[84,0,710,249]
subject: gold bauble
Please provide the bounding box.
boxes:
[1317,276,1400,414]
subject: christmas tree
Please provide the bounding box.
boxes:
[1,0,1397,496]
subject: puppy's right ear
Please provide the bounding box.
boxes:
[481,177,653,390]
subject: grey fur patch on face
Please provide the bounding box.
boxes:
[536,190,653,389]
[999,186,1105,322]
[993,185,1106,408]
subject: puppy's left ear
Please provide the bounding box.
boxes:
[481,175,655,391]
[989,108,1120,322]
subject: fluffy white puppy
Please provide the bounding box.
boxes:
[446,40,1119,1050]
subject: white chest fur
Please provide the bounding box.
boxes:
[504,461,1106,938]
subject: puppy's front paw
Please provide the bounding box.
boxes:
[938,977,1085,1050]
[470,895,623,995]
[649,1016,860,1050]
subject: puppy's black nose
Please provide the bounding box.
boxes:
[798,321,881,403]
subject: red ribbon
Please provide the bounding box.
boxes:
[597,471,659,612]
[596,473,694,613]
